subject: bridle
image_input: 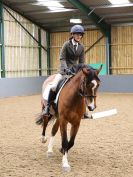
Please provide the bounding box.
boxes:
[78,77,97,98]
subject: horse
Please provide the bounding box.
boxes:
[36,64,102,171]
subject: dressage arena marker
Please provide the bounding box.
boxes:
[91,109,117,119]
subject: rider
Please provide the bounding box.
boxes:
[42,25,88,118]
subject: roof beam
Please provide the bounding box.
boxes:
[107,17,133,23]
[90,3,133,9]
[67,0,110,36]
[103,12,133,18]
[24,8,77,15]
[7,0,67,6]
[35,14,87,22]
[49,24,98,32]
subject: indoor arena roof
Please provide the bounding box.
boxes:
[2,0,133,32]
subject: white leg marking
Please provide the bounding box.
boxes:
[40,136,47,143]
[62,152,71,172]
[47,136,54,157]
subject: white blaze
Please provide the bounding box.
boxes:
[88,80,97,109]
[91,80,97,89]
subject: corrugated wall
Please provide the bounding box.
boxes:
[4,8,47,78]
[50,30,105,74]
[111,26,133,74]
[82,30,105,64]
[50,26,133,75]
[2,7,133,76]
[50,32,69,74]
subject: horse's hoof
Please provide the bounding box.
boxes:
[47,151,53,158]
[40,136,47,143]
[62,165,71,172]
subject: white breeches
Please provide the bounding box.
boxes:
[42,73,63,101]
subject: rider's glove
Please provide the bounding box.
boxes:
[64,68,73,75]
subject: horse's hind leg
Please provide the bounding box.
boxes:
[41,116,50,143]
[47,118,60,157]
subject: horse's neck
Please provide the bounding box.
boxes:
[66,71,85,107]
[68,70,85,97]
[60,71,85,111]
[72,70,85,87]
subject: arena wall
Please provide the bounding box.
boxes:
[0,75,133,98]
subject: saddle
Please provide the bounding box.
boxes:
[56,77,67,95]
[49,76,72,116]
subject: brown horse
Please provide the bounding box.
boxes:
[36,64,102,171]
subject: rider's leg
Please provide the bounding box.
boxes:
[42,88,55,116]
[42,73,63,116]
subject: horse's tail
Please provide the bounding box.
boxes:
[35,113,54,125]
[35,99,45,125]
[35,114,43,125]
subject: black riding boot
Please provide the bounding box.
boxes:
[42,89,55,116]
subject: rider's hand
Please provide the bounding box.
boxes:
[64,68,73,75]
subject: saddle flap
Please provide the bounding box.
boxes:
[54,77,70,105]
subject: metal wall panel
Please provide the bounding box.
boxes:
[111,26,133,74]
[82,30,105,64]
[50,26,133,75]
[3,7,47,78]
[41,29,47,76]
[50,30,105,74]
[50,32,69,74]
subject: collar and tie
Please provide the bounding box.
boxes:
[72,38,78,53]
[73,44,77,53]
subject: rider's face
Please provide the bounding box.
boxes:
[73,33,83,42]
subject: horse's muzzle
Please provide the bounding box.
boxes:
[88,106,95,111]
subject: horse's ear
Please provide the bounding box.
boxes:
[96,64,103,75]
[82,67,89,75]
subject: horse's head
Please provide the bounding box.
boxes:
[81,65,102,111]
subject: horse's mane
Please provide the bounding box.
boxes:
[70,64,100,82]
[70,63,95,73]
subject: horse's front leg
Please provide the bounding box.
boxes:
[67,122,80,151]
[60,119,71,172]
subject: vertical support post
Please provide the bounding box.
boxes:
[38,28,42,76]
[0,2,5,78]
[46,31,51,75]
[105,26,111,75]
